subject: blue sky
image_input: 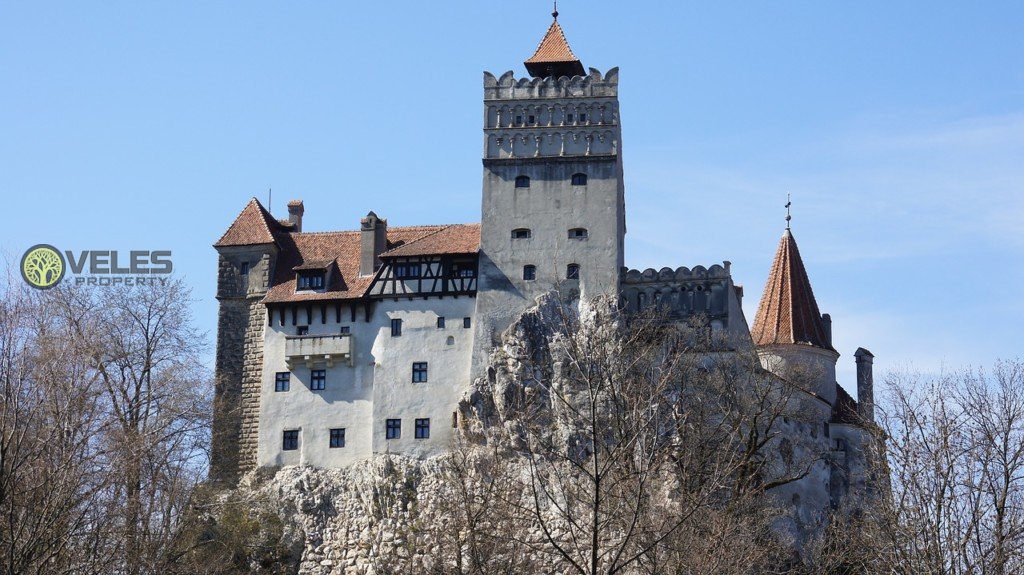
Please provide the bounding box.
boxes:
[1,1,1021,389]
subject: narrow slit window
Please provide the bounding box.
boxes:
[391,318,402,336]
[437,316,445,329]
[463,317,471,329]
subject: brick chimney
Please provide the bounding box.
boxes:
[360,211,387,276]
[855,347,875,422]
[287,200,304,232]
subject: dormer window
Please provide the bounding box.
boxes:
[571,173,587,186]
[568,228,589,239]
[511,228,531,239]
[297,271,325,290]
[394,262,421,279]
[515,176,530,188]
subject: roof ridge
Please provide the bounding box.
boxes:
[380,225,452,256]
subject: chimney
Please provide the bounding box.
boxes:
[287,200,304,232]
[821,313,833,347]
[360,211,387,276]
[855,347,875,422]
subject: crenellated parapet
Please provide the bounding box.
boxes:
[483,68,620,160]
[619,262,735,328]
[484,67,618,100]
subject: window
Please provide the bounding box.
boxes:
[568,227,589,239]
[275,372,290,392]
[515,175,530,188]
[463,317,471,329]
[567,113,574,123]
[297,325,309,336]
[311,369,326,391]
[450,261,476,278]
[437,316,445,329]
[514,115,523,126]
[297,272,324,290]
[566,264,580,280]
[412,362,428,383]
[528,114,535,125]
[282,430,299,451]
[391,318,402,336]
[395,263,420,278]
[571,173,587,186]
[415,418,430,439]
[511,228,532,239]
[523,265,537,281]
[579,112,587,123]
[329,428,346,448]
[386,419,401,439]
[339,326,350,334]
[452,411,458,428]
[240,261,249,275]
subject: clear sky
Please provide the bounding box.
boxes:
[1,1,1021,390]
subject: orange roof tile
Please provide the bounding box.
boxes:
[526,19,579,64]
[751,230,835,351]
[262,225,471,304]
[214,198,287,247]
[381,224,480,258]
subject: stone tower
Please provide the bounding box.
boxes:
[210,198,288,483]
[473,10,625,368]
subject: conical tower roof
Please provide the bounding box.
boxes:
[751,229,835,351]
[524,9,585,78]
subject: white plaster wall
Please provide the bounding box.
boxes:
[257,297,475,468]
[758,345,840,406]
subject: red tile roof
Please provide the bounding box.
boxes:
[832,384,861,425]
[214,198,288,247]
[381,224,481,258]
[751,230,835,351]
[526,19,580,64]
[260,223,480,304]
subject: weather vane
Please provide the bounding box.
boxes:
[553,1,558,19]
[785,193,792,230]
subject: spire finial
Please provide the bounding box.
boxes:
[552,1,558,19]
[785,192,792,230]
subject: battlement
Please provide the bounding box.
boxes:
[619,263,734,323]
[484,67,618,100]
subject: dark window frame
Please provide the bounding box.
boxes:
[297,325,309,336]
[566,264,580,280]
[437,316,445,329]
[571,173,588,186]
[386,419,401,439]
[463,317,471,329]
[275,372,290,392]
[412,362,428,383]
[282,430,299,451]
[415,418,430,439]
[568,227,589,239]
[310,369,326,391]
[394,262,421,279]
[523,265,537,281]
[329,428,346,448]
[511,228,532,239]
[391,318,402,337]
[297,272,325,290]
[514,175,530,188]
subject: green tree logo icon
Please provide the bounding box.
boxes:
[21,244,66,289]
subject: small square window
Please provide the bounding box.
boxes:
[329,428,346,448]
[386,419,401,439]
[297,325,309,336]
[391,318,402,336]
[412,362,428,383]
[311,369,326,391]
[514,115,523,126]
[437,316,445,329]
[463,317,471,329]
[579,113,587,123]
[339,326,351,334]
[275,372,290,392]
[523,265,537,281]
[515,175,530,188]
[240,261,249,275]
[566,264,580,280]
[282,430,299,451]
[415,418,430,439]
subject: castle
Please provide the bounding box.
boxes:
[211,11,876,526]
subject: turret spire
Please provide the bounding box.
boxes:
[524,7,585,78]
[751,228,835,351]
